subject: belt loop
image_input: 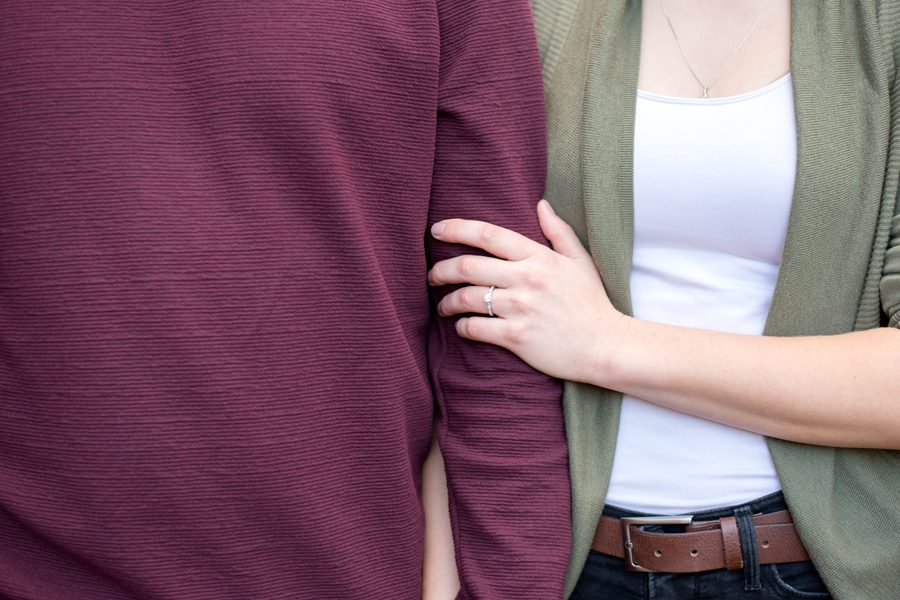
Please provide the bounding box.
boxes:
[734,506,761,591]
[719,516,743,571]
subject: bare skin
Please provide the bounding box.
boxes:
[638,0,791,98]
[421,434,459,599]
[421,1,899,596]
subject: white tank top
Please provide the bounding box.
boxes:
[605,74,796,514]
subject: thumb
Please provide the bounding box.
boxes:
[537,200,593,263]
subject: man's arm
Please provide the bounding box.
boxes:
[427,1,571,597]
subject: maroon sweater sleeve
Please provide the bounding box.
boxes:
[427,1,572,597]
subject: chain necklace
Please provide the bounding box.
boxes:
[658,0,777,99]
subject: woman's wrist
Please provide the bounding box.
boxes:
[579,311,635,388]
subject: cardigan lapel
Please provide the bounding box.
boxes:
[579,0,643,316]
[763,1,890,338]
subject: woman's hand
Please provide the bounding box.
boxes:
[428,200,630,383]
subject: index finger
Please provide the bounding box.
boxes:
[430,219,537,262]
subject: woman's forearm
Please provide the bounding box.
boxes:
[421,434,460,600]
[594,320,900,449]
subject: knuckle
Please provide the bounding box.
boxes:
[522,270,546,290]
[429,264,446,284]
[458,256,477,278]
[459,317,480,339]
[440,220,459,239]
[455,318,468,337]
[508,294,528,315]
[505,323,527,346]
[480,224,501,244]
[465,318,479,337]
[459,286,475,308]
[441,293,458,313]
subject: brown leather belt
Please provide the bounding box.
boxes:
[591,510,810,573]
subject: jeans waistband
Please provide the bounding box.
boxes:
[602,490,788,521]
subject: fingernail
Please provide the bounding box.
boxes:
[431,221,445,237]
[539,199,555,214]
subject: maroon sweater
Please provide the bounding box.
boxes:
[0,2,570,599]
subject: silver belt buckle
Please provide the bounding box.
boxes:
[620,515,694,573]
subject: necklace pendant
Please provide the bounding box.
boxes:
[702,87,710,99]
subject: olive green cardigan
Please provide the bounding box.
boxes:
[529,1,900,597]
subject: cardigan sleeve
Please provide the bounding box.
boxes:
[426,0,572,597]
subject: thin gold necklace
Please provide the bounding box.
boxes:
[658,0,777,99]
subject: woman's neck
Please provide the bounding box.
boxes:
[637,0,791,99]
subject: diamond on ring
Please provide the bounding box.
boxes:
[483,285,496,318]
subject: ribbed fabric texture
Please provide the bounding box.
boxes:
[0,2,570,599]
[531,0,900,598]
[880,0,900,328]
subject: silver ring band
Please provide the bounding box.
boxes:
[483,285,496,318]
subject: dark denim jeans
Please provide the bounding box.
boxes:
[571,492,832,600]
